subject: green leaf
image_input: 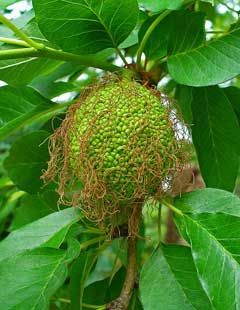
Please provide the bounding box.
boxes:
[0,86,56,141]
[0,207,81,263]
[140,244,212,310]
[33,0,139,54]
[4,131,50,193]
[174,188,240,309]
[140,11,205,61]
[0,247,72,310]
[191,86,240,192]
[168,26,240,86]
[10,191,60,230]
[70,250,98,310]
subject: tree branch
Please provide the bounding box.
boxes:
[0,46,120,72]
[0,15,44,49]
[136,10,171,71]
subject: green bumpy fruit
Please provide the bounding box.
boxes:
[69,78,177,201]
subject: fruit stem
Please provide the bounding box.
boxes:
[161,199,183,216]
[107,206,141,310]
[116,47,129,66]
[136,10,171,71]
[158,203,162,242]
[80,236,106,251]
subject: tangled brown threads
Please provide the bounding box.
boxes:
[42,74,187,232]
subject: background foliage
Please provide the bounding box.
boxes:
[0,0,240,309]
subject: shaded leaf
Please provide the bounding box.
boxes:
[4,131,50,193]
[0,86,56,141]
[10,191,60,230]
[70,250,98,310]
[140,11,205,61]
[140,244,212,310]
[191,86,240,191]
[0,207,81,263]
[223,86,240,125]
[33,0,139,54]
[175,85,193,124]
[0,56,61,86]
[168,25,240,86]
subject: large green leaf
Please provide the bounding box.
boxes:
[4,131,50,193]
[0,207,81,263]
[174,188,240,309]
[191,86,240,191]
[33,0,139,54]
[0,242,79,310]
[0,86,56,141]
[140,244,212,310]
[175,188,240,216]
[168,25,240,86]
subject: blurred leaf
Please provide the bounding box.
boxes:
[138,0,187,12]
[0,86,57,141]
[168,25,240,86]
[191,86,240,191]
[4,131,50,193]
[0,207,81,263]
[0,0,23,9]
[10,191,60,230]
[0,245,77,310]
[33,0,139,54]
[140,244,211,310]
[0,11,34,37]
[70,250,98,310]
[175,188,240,309]
[0,190,24,225]
[175,85,193,124]
[140,11,205,61]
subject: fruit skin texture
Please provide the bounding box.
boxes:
[43,76,184,223]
